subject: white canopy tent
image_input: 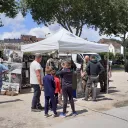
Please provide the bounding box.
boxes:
[21,28,109,53]
[21,28,109,94]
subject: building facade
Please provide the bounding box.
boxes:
[98,38,123,55]
[0,35,45,51]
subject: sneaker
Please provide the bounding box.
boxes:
[31,108,41,112]
[38,106,44,110]
[44,114,49,118]
[72,112,77,117]
[60,113,66,118]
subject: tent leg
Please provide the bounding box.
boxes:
[107,52,109,94]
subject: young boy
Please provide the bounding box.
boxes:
[56,60,77,117]
[43,66,57,117]
[50,70,62,108]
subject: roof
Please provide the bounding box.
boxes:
[21,28,109,53]
[4,39,23,43]
[98,38,122,49]
[37,38,45,41]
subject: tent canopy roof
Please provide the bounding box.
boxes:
[21,28,109,53]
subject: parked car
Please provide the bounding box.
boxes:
[112,60,124,65]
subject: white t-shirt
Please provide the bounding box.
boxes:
[30,60,43,84]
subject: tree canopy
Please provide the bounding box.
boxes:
[22,0,94,36]
[22,0,128,38]
[0,0,19,27]
[1,0,128,43]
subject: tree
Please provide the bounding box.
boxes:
[99,52,114,60]
[0,0,19,27]
[115,53,124,61]
[87,0,128,61]
[21,0,128,58]
[21,0,93,36]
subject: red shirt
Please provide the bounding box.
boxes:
[54,76,61,93]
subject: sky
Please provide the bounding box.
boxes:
[0,13,120,42]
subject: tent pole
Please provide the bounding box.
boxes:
[107,52,109,94]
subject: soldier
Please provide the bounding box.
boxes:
[99,55,110,93]
[85,55,104,101]
[81,56,90,93]
[46,55,58,71]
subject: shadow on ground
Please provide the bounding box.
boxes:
[109,87,116,89]
[0,99,23,104]
[108,89,120,94]
[67,109,88,117]
[97,98,113,102]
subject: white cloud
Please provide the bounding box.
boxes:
[0,25,59,40]
[0,13,59,39]
[0,13,121,42]
[0,32,22,39]
[28,26,54,38]
[1,13,25,30]
[0,29,28,40]
[81,25,121,42]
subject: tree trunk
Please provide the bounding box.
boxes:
[78,26,83,37]
[75,26,80,36]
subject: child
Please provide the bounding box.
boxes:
[57,62,65,106]
[43,66,57,117]
[50,69,62,108]
[56,60,77,117]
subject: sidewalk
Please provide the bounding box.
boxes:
[0,71,128,128]
[48,106,128,128]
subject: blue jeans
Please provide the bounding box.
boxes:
[31,84,41,109]
[45,96,57,115]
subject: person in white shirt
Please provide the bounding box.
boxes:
[30,53,44,112]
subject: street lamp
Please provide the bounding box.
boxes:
[45,33,51,37]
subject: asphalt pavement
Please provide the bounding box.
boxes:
[48,106,128,128]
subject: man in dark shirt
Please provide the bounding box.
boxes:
[99,55,108,93]
[56,60,76,117]
[85,55,104,101]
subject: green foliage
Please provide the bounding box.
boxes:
[22,0,94,36]
[0,50,3,58]
[86,0,128,37]
[24,52,32,55]
[0,0,19,27]
[22,0,128,39]
[99,52,114,60]
[115,53,123,61]
[109,52,115,60]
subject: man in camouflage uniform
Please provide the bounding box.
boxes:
[81,56,90,94]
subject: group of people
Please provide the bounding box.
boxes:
[81,55,111,101]
[0,52,110,118]
[30,53,110,118]
[30,53,76,117]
